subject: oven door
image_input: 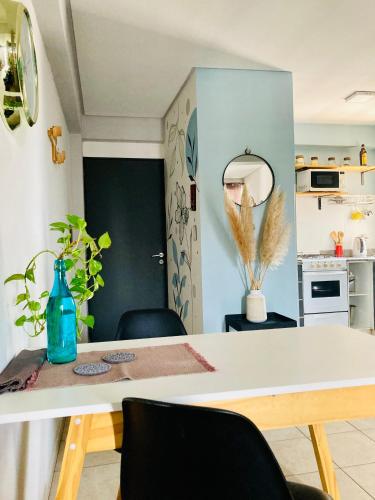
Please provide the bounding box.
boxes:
[303,271,348,314]
[310,170,340,190]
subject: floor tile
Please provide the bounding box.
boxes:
[298,421,355,438]
[78,463,120,499]
[350,419,375,431]
[328,431,375,468]
[262,427,305,442]
[344,463,375,497]
[54,440,120,472]
[286,469,373,500]
[269,437,319,475]
[49,463,121,500]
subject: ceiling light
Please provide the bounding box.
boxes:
[345,91,375,103]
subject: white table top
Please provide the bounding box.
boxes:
[1,325,375,425]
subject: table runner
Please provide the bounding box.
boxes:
[32,343,215,390]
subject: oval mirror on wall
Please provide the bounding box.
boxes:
[223,151,275,207]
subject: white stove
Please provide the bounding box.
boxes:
[298,254,349,327]
[300,256,347,272]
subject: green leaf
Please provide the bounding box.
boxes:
[70,285,86,294]
[16,293,29,305]
[40,291,49,299]
[89,259,102,276]
[76,269,86,279]
[96,274,104,287]
[50,222,70,232]
[66,214,86,230]
[98,232,111,249]
[25,269,35,283]
[15,315,27,326]
[80,315,95,328]
[28,301,41,312]
[4,273,24,284]
[89,240,99,252]
[64,259,74,271]
[181,275,187,287]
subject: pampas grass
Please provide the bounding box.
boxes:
[224,185,290,290]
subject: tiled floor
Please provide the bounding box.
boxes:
[49,418,375,499]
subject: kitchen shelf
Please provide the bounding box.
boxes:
[295,164,375,172]
[349,293,369,297]
[296,191,347,197]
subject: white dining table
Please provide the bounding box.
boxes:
[1,325,375,500]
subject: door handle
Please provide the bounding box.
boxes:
[152,252,164,258]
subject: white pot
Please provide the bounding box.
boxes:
[246,290,267,323]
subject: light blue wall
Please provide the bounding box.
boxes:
[196,68,298,333]
[294,123,375,148]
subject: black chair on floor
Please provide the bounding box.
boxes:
[119,398,332,500]
[115,308,187,341]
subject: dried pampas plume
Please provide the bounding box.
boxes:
[224,184,290,290]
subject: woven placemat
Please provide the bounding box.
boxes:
[31,343,215,390]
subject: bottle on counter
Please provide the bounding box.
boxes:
[360,144,368,166]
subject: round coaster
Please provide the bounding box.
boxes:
[102,352,136,364]
[73,362,112,376]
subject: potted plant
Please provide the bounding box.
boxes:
[4,214,111,363]
[224,185,290,322]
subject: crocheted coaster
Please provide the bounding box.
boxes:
[102,352,136,364]
[73,362,112,376]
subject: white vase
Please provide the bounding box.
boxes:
[246,290,267,323]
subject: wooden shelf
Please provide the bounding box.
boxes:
[296,191,347,198]
[295,164,375,173]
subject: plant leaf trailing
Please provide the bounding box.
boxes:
[4,214,111,338]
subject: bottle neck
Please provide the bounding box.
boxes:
[51,259,71,296]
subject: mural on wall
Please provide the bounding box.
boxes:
[164,72,203,334]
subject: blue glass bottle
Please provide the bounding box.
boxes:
[46,259,77,364]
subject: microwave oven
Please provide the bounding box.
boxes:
[296,169,346,192]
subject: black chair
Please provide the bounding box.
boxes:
[115,308,187,341]
[119,398,332,500]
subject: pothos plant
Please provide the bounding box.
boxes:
[4,214,111,338]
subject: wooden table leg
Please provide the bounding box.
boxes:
[309,424,340,500]
[56,414,93,500]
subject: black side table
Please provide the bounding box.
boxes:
[225,313,297,332]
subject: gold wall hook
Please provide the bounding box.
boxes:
[47,125,66,164]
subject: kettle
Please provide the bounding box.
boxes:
[353,235,367,257]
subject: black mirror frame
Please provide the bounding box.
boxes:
[222,151,275,208]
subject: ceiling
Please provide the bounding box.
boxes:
[71,0,375,124]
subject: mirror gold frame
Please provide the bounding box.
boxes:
[0,0,38,131]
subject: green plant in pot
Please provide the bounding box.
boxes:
[4,214,111,364]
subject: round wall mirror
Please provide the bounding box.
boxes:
[223,151,275,207]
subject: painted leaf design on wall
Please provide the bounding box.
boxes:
[183,300,189,320]
[172,238,178,266]
[185,108,198,181]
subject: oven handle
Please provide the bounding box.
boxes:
[303,271,347,276]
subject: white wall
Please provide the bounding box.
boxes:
[0,1,77,497]
[295,126,375,254]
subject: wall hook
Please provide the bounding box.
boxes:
[47,125,66,164]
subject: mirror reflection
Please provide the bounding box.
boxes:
[223,153,275,207]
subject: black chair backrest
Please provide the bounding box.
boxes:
[115,308,187,341]
[120,398,294,500]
